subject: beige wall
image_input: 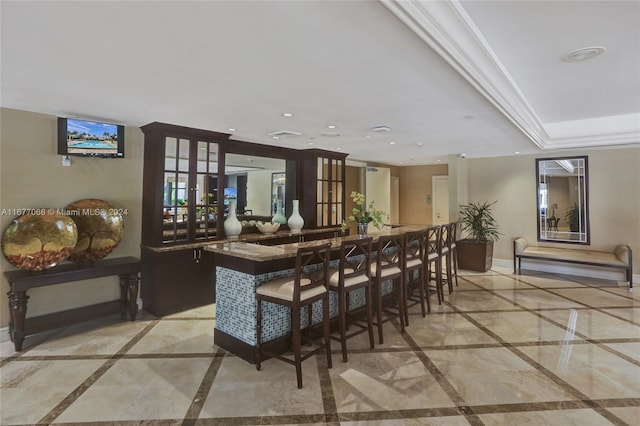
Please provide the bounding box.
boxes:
[466,147,640,274]
[398,164,448,225]
[0,108,144,328]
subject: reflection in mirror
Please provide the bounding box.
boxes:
[272,172,286,216]
[536,156,589,244]
[224,154,286,220]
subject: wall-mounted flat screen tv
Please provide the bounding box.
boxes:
[58,117,125,158]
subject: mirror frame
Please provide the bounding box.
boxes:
[536,156,590,245]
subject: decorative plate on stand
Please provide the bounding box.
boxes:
[1,211,78,271]
[65,199,124,264]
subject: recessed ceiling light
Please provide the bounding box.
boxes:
[514,151,520,154]
[562,46,606,62]
[308,142,315,146]
[228,128,236,132]
[336,147,342,150]
[283,112,293,117]
[363,135,372,139]
[272,136,279,140]
[416,142,423,147]
[437,159,442,162]
[389,141,396,145]
[327,125,336,129]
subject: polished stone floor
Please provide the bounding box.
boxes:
[1,266,638,425]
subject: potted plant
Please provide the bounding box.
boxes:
[565,202,584,233]
[348,191,385,235]
[456,201,502,272]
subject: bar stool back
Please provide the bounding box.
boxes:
[328,236,374,362]
[255,242,333,389]
[403,229,428,324]
[448,222,459,287]
[438,222,454,295]
[426,225,444,305]
[371,234,405,344]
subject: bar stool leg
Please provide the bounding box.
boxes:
[292,306,303,389]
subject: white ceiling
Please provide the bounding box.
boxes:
[2,0,639,165]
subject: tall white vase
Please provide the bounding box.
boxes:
[224,201,242,239]
[287,199,304,234]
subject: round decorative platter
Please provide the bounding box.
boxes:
[65,199,125,264]
[1,211,78,271]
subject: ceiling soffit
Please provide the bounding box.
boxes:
[380,0,640,150]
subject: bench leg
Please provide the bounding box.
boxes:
[7,290,29,351]
[119,274,139,321]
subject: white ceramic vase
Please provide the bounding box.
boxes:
[287,199,304,233]
[224,201,242,239]
[272,200,287,224]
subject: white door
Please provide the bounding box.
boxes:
[432,176,449,225]
[390,176,399,224]
[366,166,391,229]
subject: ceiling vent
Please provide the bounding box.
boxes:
[320,132,341,137]
[372,125,391,132]
[268,130,302,137]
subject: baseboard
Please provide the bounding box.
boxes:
[493,258,637,286]
[0,326,9,344]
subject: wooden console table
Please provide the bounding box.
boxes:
[4,256,141,351]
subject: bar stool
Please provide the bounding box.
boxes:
[448,222,459,287]
[371,234,405,344]
[255,242,332,389]
[403,228,428,324]
[328,236,374,362]
[426,225,445,304]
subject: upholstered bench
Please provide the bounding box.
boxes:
[513,238,633,288]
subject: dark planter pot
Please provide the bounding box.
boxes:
[457,239,494,272]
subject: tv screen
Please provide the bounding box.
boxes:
[58,117,125,158]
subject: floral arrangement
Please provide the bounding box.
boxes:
[348,191,385,229]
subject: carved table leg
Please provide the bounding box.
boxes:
[127,274,139,321]
[7,290,29,351]
[119,274,139,321]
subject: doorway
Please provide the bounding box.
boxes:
[432,176,449,225]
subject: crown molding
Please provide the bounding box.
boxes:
[380,0,639,151]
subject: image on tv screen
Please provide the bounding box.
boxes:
[66,118,119,156]
[223,187,237,205]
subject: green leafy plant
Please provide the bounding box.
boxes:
[348,191,385,229]
[565,202,583,232]
[459,201,502,243]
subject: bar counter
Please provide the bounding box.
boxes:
[205,225,425,363]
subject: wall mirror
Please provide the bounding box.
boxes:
[224,153,286,218]
[536,156,589,244]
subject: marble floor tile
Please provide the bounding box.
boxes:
[443,290,526,312]
[424,347,577,406]
[492,288,587,310]
[466,311,582,343]
[600,306,640,323]
[538,309,640,340]
[126,319,216,354]
[341,416,471,425]
[477,408,615,425]
[519,343,640,400]
[330,351,455,412]
[1,359,104,425]
[549,288,638,308]
[23,317,153,356]
[462,274,537,291]
[405,312,499,346]
[54,357,212,422]
[602,342,640,362]
[200,355,324,417]
[606,406,640,425]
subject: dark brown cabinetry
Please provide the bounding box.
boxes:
[141,247,214,316]
[299,150,347,228]
[141,123,230,316]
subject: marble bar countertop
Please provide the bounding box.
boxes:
[141,227,342,252]
[204,225,427,262]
